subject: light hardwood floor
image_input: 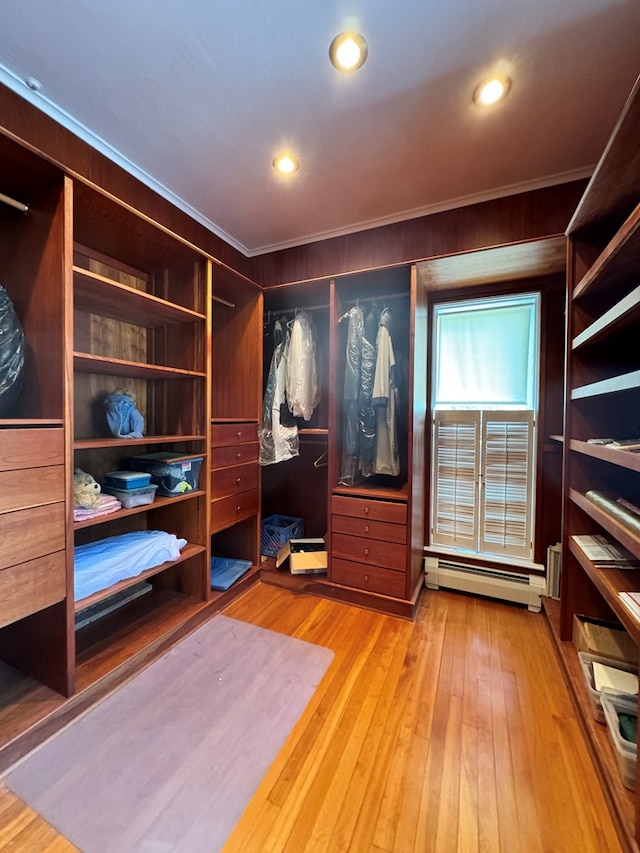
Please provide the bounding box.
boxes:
[0,584,624,852]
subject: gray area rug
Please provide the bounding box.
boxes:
[5,615,334,852]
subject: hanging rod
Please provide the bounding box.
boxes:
[213,294,235,308]
[345,291,407,307]
[266,304,329,316]
[0,192,29,213]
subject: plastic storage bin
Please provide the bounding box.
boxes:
[128,453,204,497]
[102,484,158,509]
[210,557,252,591]
[578,650,637,723]
[601,690,638,791]
[104,471,151,490]
[261,514,304,556]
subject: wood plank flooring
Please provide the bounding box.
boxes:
[0,584,624,852]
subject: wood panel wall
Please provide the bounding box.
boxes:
[251,182,587,287]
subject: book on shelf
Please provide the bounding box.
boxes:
[571,534,640,567]
[619,591,640,622]
[609,438,640,452]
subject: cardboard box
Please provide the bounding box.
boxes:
[573,614,638,665]
[276,538,327,575]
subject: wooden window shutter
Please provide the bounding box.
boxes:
[431,411,479,549]
[479,411,534,559]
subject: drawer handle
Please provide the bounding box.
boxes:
[236,505,241,513]
[364,548,369,556]
[237,430,242,438]
[364,525,370,533]
[364,506,369,514]
[237,452,242,459]
[364,574,369,582]
[236,477,241,484]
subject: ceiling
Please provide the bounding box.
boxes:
[0,1,638,258]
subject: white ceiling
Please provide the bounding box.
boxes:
[0,1,638,257]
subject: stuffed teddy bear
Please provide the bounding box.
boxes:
[73,468,102,509]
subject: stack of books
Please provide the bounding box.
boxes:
[572,534,640,567]
[619,591,640,622]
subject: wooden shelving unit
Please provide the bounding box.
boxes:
[551,73,640,853]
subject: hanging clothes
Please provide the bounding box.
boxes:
[358,303,379,478]
[258,319,299,465]
[286,309,320,421]
[372,308,400,476]
[338,304,364,485]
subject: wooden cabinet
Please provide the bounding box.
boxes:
[260,268,426,618]
[0,134,70,696]
[71,178,211,693]
[328,266,427,617]
[209,265,263,575]
[554,73,640,853]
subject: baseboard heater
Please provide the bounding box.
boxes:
[424,557,545,612]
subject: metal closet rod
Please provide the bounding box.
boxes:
[0,192,29,213]
[213,294,235,308]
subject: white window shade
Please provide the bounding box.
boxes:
[434,296,539,409]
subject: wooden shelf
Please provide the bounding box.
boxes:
[73,490,206,529]
[543,604,637,853]
[332,482,409,502]
[74,542,206,612]
[74,434,206,450]
[73,266,205,325]
[570,488,640,564]
[568,76,640,234]
[572,204,640,301]
[572,282,640,349]
[571,369,640,400]
[570,439,640,473]
[568,535,640,642]
[74,352,206,380]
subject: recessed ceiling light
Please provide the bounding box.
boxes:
[329,31,368,72]
[273,154,300,175]
[473,76,511,106]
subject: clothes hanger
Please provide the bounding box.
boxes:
[313,450,328,468]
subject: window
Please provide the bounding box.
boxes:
[430,293,540,560]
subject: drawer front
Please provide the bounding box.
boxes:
[210,441,259,469]
[211,423,257,447]
[0,551,67,629]
[211,462,259,499]
[331,495,407,525]
[0,503,66,571]
[331,513,406,544]
[0,428,64,472]
[331,557,406,598]
[332,532,406,571]
[210,489,259,533]
[0,465,64,514]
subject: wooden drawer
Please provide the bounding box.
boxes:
[211,423,257,447]
[210,488,259,533]
[331,557,406,598]
[0,428,64,472]
[0,465,64,514]
[331,494,407,525]
[0,503,66,571]
[210,441,259,469]
[211,462,259,500]
[0,551,67,629]
[332,532,406,571]
[331,513,406,544]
